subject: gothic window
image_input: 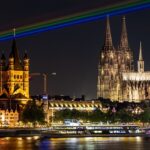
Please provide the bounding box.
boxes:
[127,53,130,59]
[110,52,113,59]
[140,64,142,69]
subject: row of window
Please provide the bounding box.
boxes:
[5,117,18,120]
[14,75,22,79]
[5,113,18,116]
[0,117,18,120]
[0,113,18,116]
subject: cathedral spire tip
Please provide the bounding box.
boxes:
[119,16,129,50]
[103,15,114,49]
[139,41,143,61]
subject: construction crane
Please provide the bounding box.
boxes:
[30,72,56,95]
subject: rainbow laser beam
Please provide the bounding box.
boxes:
[0,0,150,41]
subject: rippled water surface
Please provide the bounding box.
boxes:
[0,137,150,150]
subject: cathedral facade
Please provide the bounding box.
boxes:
[97,16,150,103]
[0,37,30,103]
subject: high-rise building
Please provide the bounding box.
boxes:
[0,37,30,103]
[97,16,150,102]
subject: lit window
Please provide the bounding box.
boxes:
[101,53,104,59]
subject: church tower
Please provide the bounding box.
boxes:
[138,42,144,72]
[118,16,133,72]
[97,16,118,99]
[23,51,30,98]
[97,16,135,101]
[0,30,30,103]
[117,16,134,101]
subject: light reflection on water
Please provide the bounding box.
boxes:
[0,137,150,150]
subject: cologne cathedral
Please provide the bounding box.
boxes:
[0,36,30,104]
[97,16,150,103]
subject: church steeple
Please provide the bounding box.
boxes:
[138,41,144,72]
[9,29,22,70]
[103,16,114,50]
[139,41,143,61]
[119,16,129,50]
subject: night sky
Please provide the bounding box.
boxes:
[0,0,150,99]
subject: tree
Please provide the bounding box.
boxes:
[21,100,45,126]
[117,109,133,123]
[89,109,104,122]
[140,107,150,126]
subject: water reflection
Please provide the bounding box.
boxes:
[0,137,150,150]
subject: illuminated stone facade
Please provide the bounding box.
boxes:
[0,38,30,103]
[0,109,19,127]
[43,100,103,123]
[97,16,150,102]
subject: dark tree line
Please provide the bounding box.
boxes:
[54,107,150,125]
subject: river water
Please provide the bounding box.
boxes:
[0,137,150,150]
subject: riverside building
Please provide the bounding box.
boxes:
[97,16,150,102]
[0,36,30,104]
[0,109,19,127]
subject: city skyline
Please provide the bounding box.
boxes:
[0,1,150,99]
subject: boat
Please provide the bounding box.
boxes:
[40,125,144,138]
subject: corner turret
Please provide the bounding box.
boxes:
[23,50,30,98]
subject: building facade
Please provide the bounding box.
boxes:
[0,37,30,103]
[43,100,103,124]
[0,109,19,127]
[97,16,150,102]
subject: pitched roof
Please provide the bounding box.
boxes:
[9,38,23,70]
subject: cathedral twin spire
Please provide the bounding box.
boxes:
[119,16,129,50]
[103,16,115,51]
[104,16,113,47]
[103,16,129,51]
